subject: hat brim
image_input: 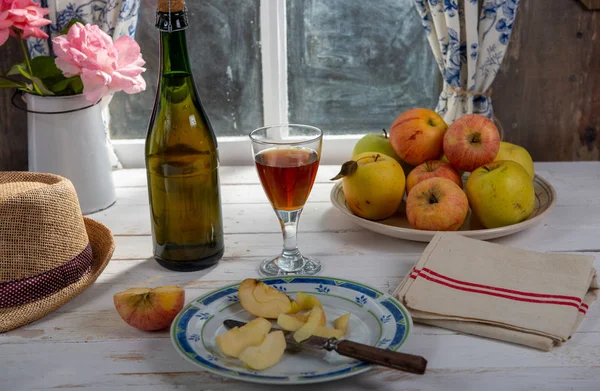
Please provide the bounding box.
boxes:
[0,218,115,333]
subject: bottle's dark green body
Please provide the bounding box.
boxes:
[145,10,224,272]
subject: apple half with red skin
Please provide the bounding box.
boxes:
[443,114,500,172]
[389,108,448,166]
[406,160,463,195]
[406,177,469,231]
[113,286,185,331]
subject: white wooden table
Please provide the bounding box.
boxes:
[2,162,600,390]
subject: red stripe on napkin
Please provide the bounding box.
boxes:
[409,268,583,312]
[421,268,582,304]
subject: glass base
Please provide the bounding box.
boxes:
[259,255,322,276]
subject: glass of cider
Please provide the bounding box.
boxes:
[249,124,323,276]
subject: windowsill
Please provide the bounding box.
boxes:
[112,135,363,168]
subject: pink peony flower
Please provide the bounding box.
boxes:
[0,0,51,40]
[52,22,146,103]
[0,17,12,46]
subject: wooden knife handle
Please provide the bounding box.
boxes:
[335,340,427,375]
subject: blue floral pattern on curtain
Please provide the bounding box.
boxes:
[413,0,520,124]
[27,0,141,169]
[28,0,140,57]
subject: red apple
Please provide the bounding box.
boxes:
[406,177,469,231]
[114,286,185,331]
[406,160,463,195]
[443,114,500,172]
[389,108,448,166]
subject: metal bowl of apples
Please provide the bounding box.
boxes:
[330,110,557,242]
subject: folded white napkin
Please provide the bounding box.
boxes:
[394,233,598,351]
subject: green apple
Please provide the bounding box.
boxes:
[493,141,535,180]
[332,152,405,221]
[353,129,413,174]
[466,160,535,229]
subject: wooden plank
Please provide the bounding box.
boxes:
[2,252,598,344]
[110,230,427,260]
[88,200,600,237]
[494,1,600,161]
[0,38,28,171]
[2,335,600,390]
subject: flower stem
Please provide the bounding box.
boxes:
[17,31,42,95]
[18,36,33,76]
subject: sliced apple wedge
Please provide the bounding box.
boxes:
[314,326,345,339]
[294,292,326,325]
[334,313,350,335]
[239,330,286,370]
[293,306,323,343]
[215,317,271,357]
[288,300,301,314]
[277,313,305,331]
[296,292,322,310]
[238,279,293,319]
[113,285,184,331]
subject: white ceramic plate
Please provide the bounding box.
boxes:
[330,174,557,242]
[170,276,412,385]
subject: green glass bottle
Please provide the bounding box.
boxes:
[145,0,224,271]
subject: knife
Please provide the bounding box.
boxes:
[223,319,427,375]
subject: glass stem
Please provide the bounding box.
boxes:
[276,208,305,272]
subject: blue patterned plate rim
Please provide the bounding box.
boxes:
[170,276,412,385]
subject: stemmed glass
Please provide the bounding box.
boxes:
[249,124,323,276]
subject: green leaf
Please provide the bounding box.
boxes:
[60,18,87,35]
[70,76,83,94]
[30,76,55,95]
[0,77,27,89]
[7,63,27,77]
[48,76,83,95]
[30,56,63,80]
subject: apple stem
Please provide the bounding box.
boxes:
[382,128,388,139]
[374,154,381,162]
[482,166,491,172]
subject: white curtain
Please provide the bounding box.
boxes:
[413,0,520,125]
[28,0,141,169]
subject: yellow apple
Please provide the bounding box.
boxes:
[332,152,405,221]
[406,177,469,231]
[238,279,294,319]
[352,129,414,174]
[113,286,185,331]
[493,141,535,179]
[216,317,271,357]
[238,330,286,370]
[466,160,535,228]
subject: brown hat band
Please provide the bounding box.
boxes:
[0,244,93,308]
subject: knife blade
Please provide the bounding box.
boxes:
[223,319,427,375]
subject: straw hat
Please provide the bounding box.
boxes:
[0,172,114,332]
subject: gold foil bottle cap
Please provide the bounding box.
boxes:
[158,0,184,12]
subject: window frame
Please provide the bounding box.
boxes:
[113,0,363,168]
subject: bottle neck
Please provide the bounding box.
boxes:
[156,11,191,75]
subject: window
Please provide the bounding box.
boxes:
[110,0,439,166]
